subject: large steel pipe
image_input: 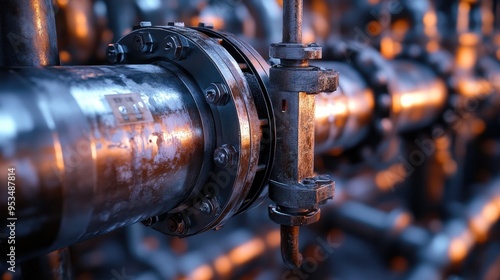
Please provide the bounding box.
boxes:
[0,64,210,259]
[315,62,375,154]
[389,60,448,133]
[314,59,447,154]
[0,25,277,261]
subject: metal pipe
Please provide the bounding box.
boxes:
[314,59,446,154]
[0,64,210,259]
[314,62,375,154]
[282,0,303,43]
[389,60,448,133]
[0,0,59,66]
[280,225,303,268]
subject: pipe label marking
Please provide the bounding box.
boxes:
[105,93,153,125]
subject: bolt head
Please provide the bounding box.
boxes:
[133,35,144,51]
[164,36,188,60]
[198,22,214,29]
[106,44,124,63]
[167,215,187,234]
[314,175,332,184]
[142,216,159,227]
[204,83,229,105]
[214,151,228,166]
[167,22,185,27]
[213,145,237,168]
[199,201,212,214]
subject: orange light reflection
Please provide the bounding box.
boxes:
[228,238,265,265]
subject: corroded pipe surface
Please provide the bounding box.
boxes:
[0,64,208,259]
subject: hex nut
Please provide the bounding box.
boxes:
[204,83,230,105]
[213,144,238,168]
[106,43,125,64]
[164,35,189,60]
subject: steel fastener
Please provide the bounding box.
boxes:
[164,35,189,60]
[167,22,185,27]
[166,214,188,234]
[132,32,154,53]
[199,201,213,214]
[142,216,159,227]
[204,83,230,105]
[213,144,238,168]
[198,22,214,29]
[302,177,316,186]
[106,43,125,64]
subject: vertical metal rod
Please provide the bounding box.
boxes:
[282,0,303,43]
[280,0,304,269]
[0,0,59,66]
[281,225,303,268]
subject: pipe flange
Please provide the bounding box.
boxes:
[195,27,277,215]
[112,25,274,236]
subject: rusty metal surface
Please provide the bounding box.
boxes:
[0,64,206,259]
[282,0,303,44]
[109,25,270,236]
[268,0,336,269]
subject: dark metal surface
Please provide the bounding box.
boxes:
[0,0,59,66]
[20,248,72,280]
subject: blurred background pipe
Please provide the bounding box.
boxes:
[0,0,59,66]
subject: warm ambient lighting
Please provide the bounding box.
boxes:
[228,238,266,265]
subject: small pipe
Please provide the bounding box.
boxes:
[282,0,302,43]
[281,225,303,269]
